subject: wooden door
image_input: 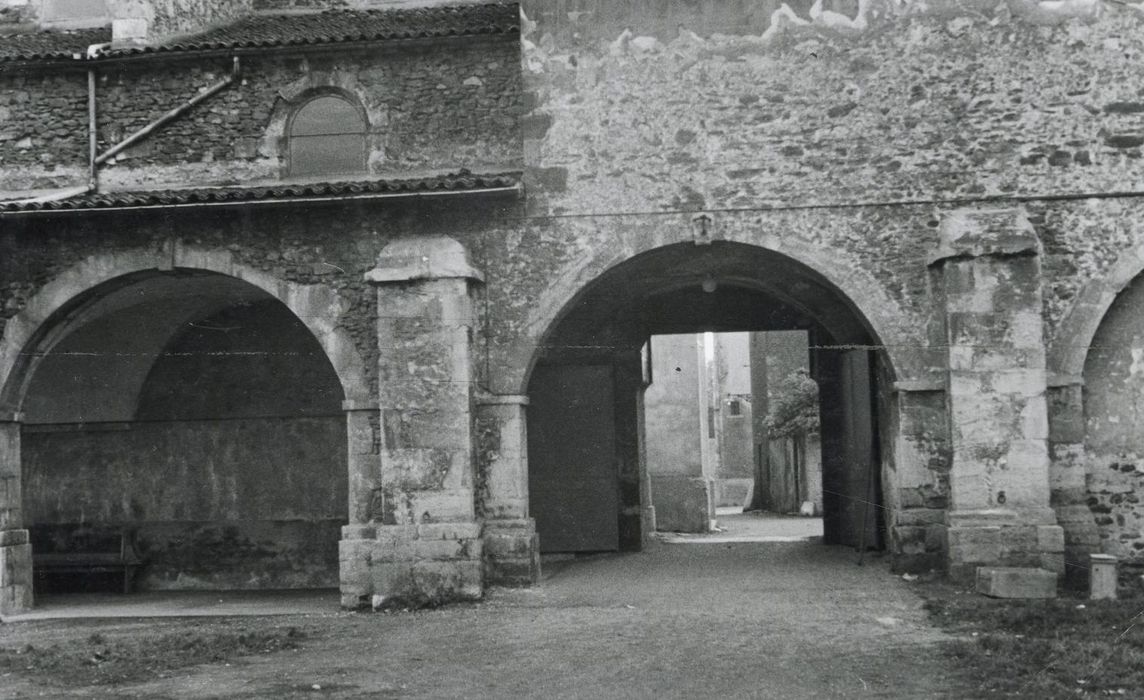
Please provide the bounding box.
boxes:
[528,364,620,552]
[837,350,879,550]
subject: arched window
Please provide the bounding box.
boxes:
[288,94,367,178]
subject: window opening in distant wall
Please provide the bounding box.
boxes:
[288,94,368,178]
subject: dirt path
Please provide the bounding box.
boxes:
[2,541,974,699]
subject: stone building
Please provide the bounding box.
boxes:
[2,0,1144,615]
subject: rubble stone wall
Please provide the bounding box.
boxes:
[1082,273,1144,578]
[0,36,522,193]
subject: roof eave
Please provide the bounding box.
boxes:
[0,27,519,71]
[0,182,523,218]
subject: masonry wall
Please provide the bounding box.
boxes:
[1082,273,1144,576]
[23,416,346,589]
[518,0,1144,331]
[0,35,522,194]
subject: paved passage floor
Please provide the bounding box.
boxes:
[660,509,825,543]
[2,541,972,699]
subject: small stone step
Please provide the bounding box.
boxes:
[976,567,1057,599]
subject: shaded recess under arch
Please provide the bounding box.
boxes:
[524,241,894,555]
[1077,269,1144,569]
[10,269,349,591]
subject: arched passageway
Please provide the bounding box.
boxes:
[525,242,894,554]
[1078,269,1144,570]
[8,269,348,591]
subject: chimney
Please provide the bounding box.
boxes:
[108,0,152,48]
[112,17,149,46]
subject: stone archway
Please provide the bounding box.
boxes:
[0,247,371,614]
[504,231,922,398]
[1,245,370,410]
[1047,244,1144,583]
[500,240,901,571]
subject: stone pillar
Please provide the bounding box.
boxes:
[339,398,380,609]
[477,394,540,586]
[616,350,649,549]
[929,208,1065,582]
[886,381,951,574]
[0,413,32,616]
[1046,376,1100,588]
[351,236,485,607]
[644,334,715,534]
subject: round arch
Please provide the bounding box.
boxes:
[1049,242,1144,380]
[0,246,370,414]
[510,236,914,396]
[517,237,901,557]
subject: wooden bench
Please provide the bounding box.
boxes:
[30,525,143,594]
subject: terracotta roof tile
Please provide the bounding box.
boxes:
[120,2,517,57]
[0,171,521,214]
[0,3,516,64]
[0,27,110,62]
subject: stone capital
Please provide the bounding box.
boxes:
[366,235,484,285]
[928,207,1039,267]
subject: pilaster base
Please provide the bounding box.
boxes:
[945,510,1065,583]
[483,519,540,586]
[889,508,946,574]
[0,530,33,616]
[339,522,483,609]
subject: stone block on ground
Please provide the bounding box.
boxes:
[976,566,1057,599]
[1089,554,1117,600]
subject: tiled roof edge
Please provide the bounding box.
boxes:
[0,171,523,215]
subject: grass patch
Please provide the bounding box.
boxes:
[0,623,308,687]
[926,593,1144,697]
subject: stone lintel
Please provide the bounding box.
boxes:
[976,567,1057,599]
[365,235,484,284]
[0,412,23,424]
[342,398,380,412]
[476,393,530,406]
[928,207,1039,267]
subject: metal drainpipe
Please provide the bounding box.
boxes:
[12,52,239,206]
[95,56,241,166]
[88,68,97,190]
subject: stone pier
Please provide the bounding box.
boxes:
[345,236,487,607]
[930,208,1065,583]
[477,394,540,586]
[0,413,31,616]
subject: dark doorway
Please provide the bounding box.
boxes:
[527,365,619,552]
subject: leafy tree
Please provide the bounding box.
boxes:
[763,368,820,440]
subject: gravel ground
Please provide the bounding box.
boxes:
[1,540,976,699]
